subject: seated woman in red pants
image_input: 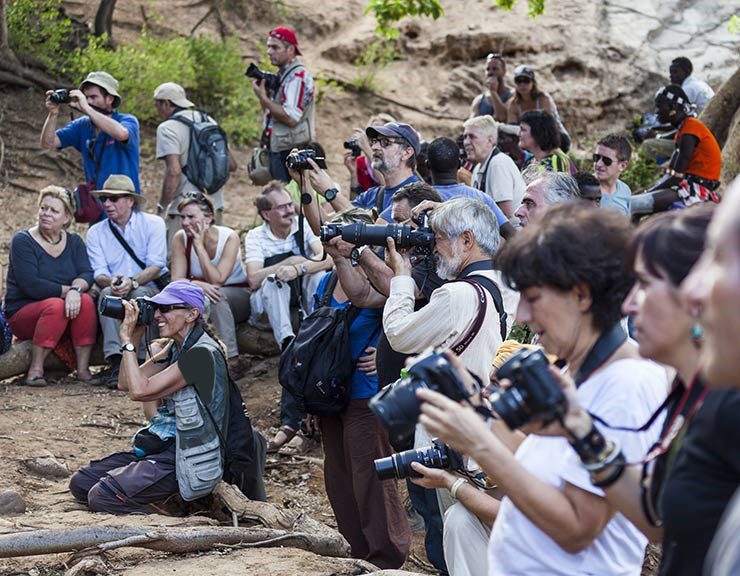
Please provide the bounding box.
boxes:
[3,186,97,385]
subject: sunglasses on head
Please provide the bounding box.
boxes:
[592,153,615,167]
[99,195,124,203]
[156,304,191,313]
[514,76,532,84]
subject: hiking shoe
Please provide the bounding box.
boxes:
[105,355,122,390]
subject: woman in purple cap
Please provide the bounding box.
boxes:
[69,280,264,512]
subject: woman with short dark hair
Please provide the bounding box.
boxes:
[519,110,575,175]
[415,204,668,575]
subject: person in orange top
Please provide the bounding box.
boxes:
[631,85,722,216]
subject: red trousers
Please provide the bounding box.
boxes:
[8,296,97,349]
[320,399,411,569]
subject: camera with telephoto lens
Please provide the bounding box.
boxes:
[369,352,471,448]
[49,89,72,105]
[99,296,156,327]
[285,149,327,171]
[244,63,280,94]
[343,139,361,158]
[320,212,435,256]
[490,348,566,430]
[375,438,464,481]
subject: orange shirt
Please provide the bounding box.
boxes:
[675,117,722,181]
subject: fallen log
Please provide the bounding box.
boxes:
[0,324,279,382]
[0,524,350,558]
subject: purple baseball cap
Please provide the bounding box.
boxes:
[144,280,205,313]
[366,122,421,156]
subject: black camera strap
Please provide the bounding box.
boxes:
[574,322,628,386]
[108,220,148,271]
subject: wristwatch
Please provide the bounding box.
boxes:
[120,343,136,354]
[324,187,338,202]
[130,278,140,290]
[300,192,313,205]
[298,263,308,276]
[69,286,83,295]
[350,245,368,267]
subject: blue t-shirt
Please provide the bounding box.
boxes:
[314,272,382,400]
[600,179,632,216]
[354,175,420,221]
[56,111,141,193]
[432,183,509,228]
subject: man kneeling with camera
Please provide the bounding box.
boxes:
[70,281,265,513]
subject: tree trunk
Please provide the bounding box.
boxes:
[719,106,740,188]
[699,65,740,149]
[0,0,9,51]
[93,0,117,44]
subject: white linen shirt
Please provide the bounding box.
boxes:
[243,217,319,267]
[86,210,168,283]
[472,150,526,209]
[682,75,715,114]
[382,268,519,382]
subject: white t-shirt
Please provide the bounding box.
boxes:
[243,217,319,266]
[156,110,224,214]
[488,358,669,576]
[472,149,525,208]
[681,76,714,114]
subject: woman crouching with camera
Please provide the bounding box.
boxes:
[547,204,740,575]
[69,281,260,513]
[415,204,668,575]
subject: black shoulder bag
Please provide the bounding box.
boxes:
[108,220,170,290]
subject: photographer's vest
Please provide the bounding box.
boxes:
[269,63,316,153]
[173,328,228,501]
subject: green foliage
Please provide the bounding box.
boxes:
[366,0,546,37]
[508,324,534,344]
[730,15,740,34]
[351,39,398,92]
[314,76,344,106]
[621,148,660,193]
[7,0,74,68]
[67,32,262,145]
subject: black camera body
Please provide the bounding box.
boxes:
[491,348,566,430]
[245,63,280,94]
[320,213,435,255]
[99,296,156,327]
[343,139,361,158]
[285,148,327,172]
[375,438,464,481]
[49,89,72,105]
[369,352,470,447]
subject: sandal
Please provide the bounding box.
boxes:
[24,375,47,387]
[278,434,314,456]
[267,425,296,453]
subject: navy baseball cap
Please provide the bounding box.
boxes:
[366,122,421,156]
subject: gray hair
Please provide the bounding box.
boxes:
[463,115,498,145]
[429,197,500,256]
[527,170,581,206]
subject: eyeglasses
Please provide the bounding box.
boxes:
[514,77,532,84]
[592,153,615,167]
[157,304,191,314]
[371,137,405,148]
[99,195,124,203]
[270,201,294,212]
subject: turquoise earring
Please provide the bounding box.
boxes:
[691,324,703,344]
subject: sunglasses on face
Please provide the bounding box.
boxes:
[514,77,532,84]
[157,304,191,314]
[592,153,615,167]
[99,195,124,203]
[371,137,405,148]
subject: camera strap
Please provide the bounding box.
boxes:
[108,220,148,272]
[573,322,628,386]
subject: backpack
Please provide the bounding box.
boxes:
[278,272,379,416]
[171,111,230,195]
[0,306,12,356]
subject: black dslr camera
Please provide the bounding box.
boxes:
[369,352,471,447]
[320,212,435,256]
[49,89,72,105]
[343,139,361,158]
[245,63,280,94]
[285,149,327,171]
[375,438,464,481]
[491,348,566,430]
[99,296,156,327]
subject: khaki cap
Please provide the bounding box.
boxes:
[153,82,195,108]
[92,175,144,204]
[80,71,122,108]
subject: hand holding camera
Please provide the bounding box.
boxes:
[305,157,335,197]
[385,236,413,277]
[116,297,146,344]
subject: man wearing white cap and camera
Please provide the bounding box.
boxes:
[41,71,141,194]
[153,82,235,248]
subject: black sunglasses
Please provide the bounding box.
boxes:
[157,304,191,313]
[514,76,532,84]
[99,195,124,203]
[371,137,405,148]
[592,153,614,167]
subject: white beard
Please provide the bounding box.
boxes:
[435,245,463,280]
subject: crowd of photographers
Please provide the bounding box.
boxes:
[0,22,736,576]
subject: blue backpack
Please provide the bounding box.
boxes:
[172,111,230,195]
[1,307,12,355]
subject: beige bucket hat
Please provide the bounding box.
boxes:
[80,71,122,108]
[153,82,195,108]
[92,175,144,204]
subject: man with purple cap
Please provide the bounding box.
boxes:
[69,281,266,513]
[252,26,315,183]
